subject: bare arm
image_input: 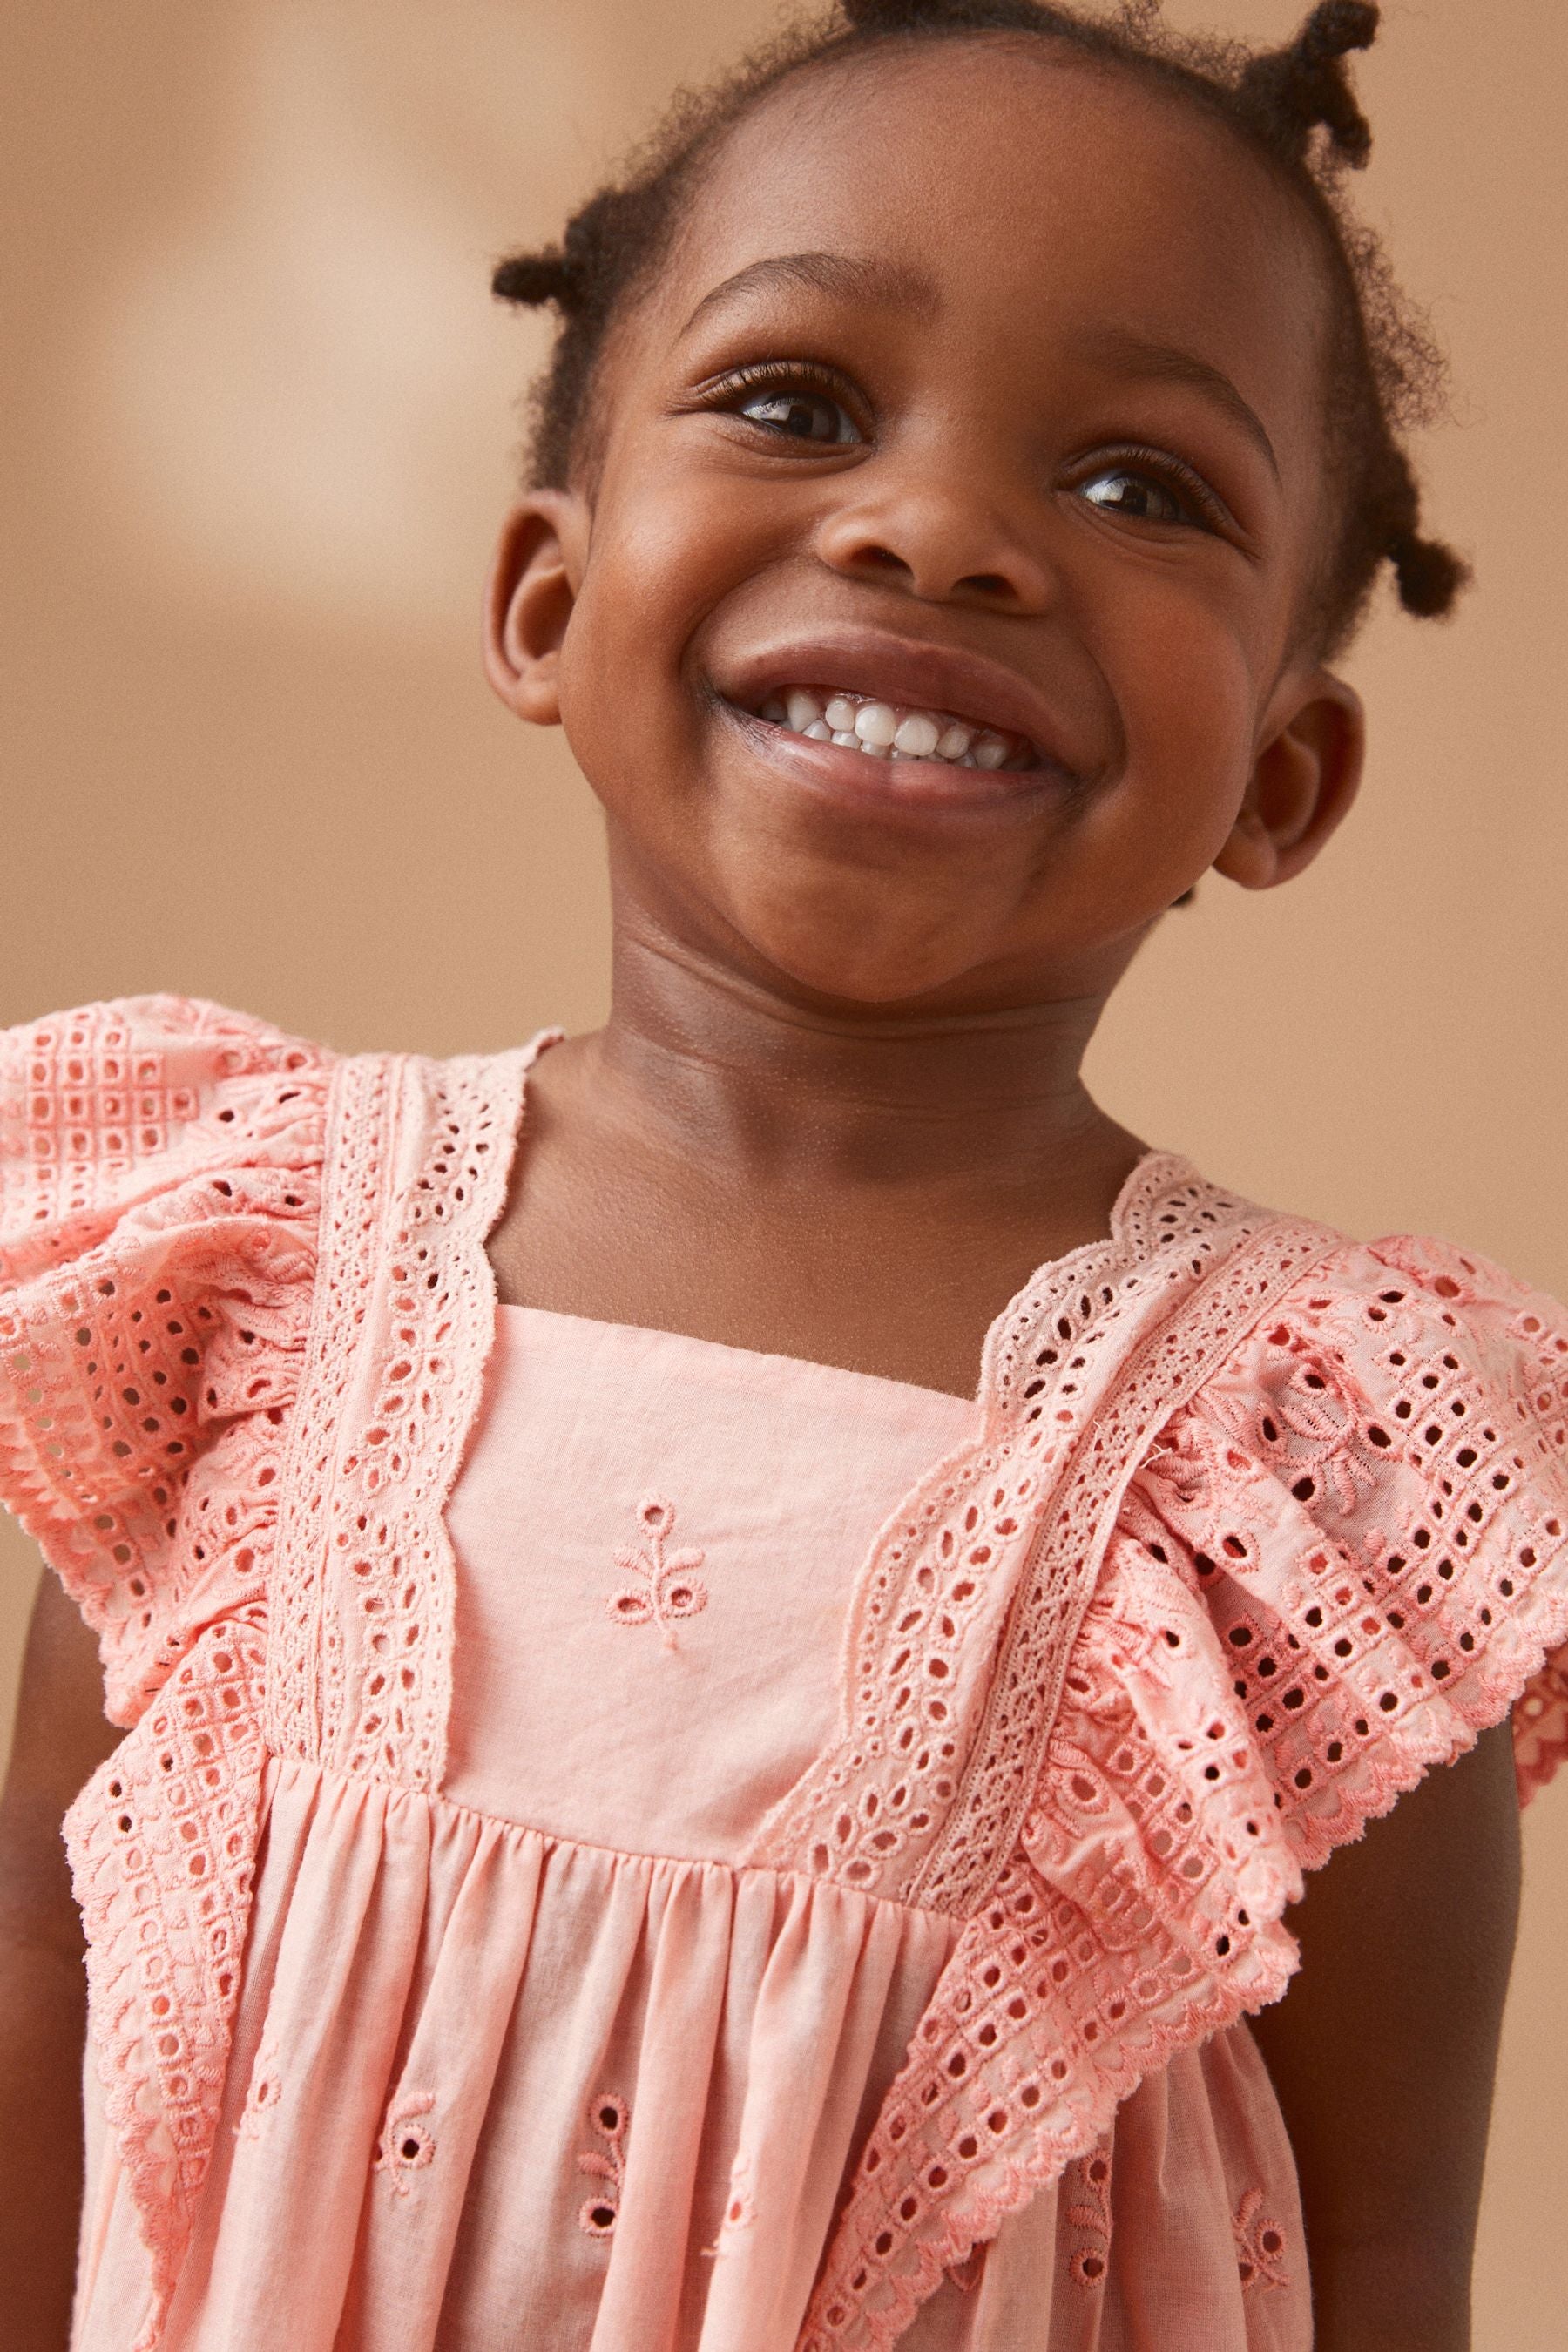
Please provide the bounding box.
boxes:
[0,1572,123,2352]
[1249,1720,1521,2352]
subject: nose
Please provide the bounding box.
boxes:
[812,454,1054,611]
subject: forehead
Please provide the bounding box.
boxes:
[655,37,1328,444]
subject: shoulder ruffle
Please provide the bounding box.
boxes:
[1132,1229,1568,1829]
[797,1229,1568,2351]
[1020,1229,1568,2123]
[0,996,333,2350]
[0,994,331,1720]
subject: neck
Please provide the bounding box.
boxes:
[575,910,1137,1199]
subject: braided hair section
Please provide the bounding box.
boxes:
[490,0,1470,652]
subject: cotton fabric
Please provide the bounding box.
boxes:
[2,997,1565,2352]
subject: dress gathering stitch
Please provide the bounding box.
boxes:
[2,996,1566,2352]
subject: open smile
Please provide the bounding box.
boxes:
[744,684,1036,772]
[710,629,1085,798]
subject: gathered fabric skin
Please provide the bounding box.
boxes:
[2,997,1565,2352]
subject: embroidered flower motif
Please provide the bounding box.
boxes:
[702,2146,757,2258]
[578,2092,630,2237]
[1065,2142,1113,2289]
[1233,2186,1288,2291]
[606,1497,708,1650]
[236,2037,283,2141]
[374,2091,436,2197]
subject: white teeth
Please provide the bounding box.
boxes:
[893,712,941,756]
[756,685,1031,773]
[852,700,899,747]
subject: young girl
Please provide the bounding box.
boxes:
[2,2,1564,2348]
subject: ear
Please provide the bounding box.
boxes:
[1213,667,1366,890]
[483,491,591,726]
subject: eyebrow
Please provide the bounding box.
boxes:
[679,249,938,339]
[1080,325,1281,482]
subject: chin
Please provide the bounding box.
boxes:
[729,910,994,1015]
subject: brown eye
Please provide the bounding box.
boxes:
[1079,465,1193,524]
[736,388,860,443]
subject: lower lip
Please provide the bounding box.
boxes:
[717,700,1075,826]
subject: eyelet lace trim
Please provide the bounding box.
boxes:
[270,1032,561,1788]
[746,1164,1336,1912]
[788,1187,1354,2350]
[749,1168,1339,1903]
[795,1225,1568,2349]
[1,997,328,2352]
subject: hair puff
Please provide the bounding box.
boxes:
[1236,0,1378,170]
[491,250,581,310]
[1389,530,1471,620]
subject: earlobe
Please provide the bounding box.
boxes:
[482,492,589,727]
[1213,669,1367,891]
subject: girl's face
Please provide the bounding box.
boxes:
[489,37,1365,1014]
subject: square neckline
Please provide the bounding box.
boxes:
[488,1025,1171,1412]
[496,1298,986,1414]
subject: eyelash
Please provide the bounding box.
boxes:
[1087,442,1232,531]
[696,360,1233,531]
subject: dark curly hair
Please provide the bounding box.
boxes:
[491,0,1470,664]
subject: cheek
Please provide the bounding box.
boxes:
[1100,582,1260,808]
[567,466,754,693]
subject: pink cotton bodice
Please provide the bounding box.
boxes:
[97,1301,1300,2352]
[443,1304,977,1856]
[4,1000,1566,2352]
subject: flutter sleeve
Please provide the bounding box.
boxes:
[1022,1230,1568,2038]
[1125,1231,1568,1838]
[0,995,332,1720]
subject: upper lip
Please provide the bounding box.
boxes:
[713,627,1082,775]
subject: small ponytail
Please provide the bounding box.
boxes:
[1388,527,1470,620]
[1236,0,1379,170]
[491,249,582,311]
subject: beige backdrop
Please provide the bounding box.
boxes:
[3,2,1563,2340]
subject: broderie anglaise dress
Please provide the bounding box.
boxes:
[1,997,1565,2352]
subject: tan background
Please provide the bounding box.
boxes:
[2,1,1562,2338]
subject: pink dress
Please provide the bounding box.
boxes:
[2,997,1566,2352]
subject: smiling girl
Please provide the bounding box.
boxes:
[2,3,1565,2349]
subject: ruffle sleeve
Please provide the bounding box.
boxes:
[0,994,329,1720]
[800,1230,1568,2352]
[1023,1230,1568,2063]
[0,996,332,2350]
[1128,1229,1568,1833]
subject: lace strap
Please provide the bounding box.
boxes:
[748,1157,1338,1909]
[269,1033,558,1788]
[915,1212,1343,1911]
[797,1217,1348,2350]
